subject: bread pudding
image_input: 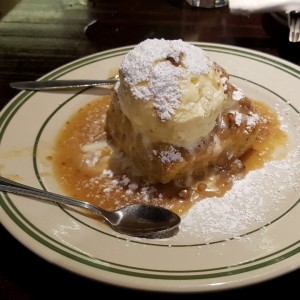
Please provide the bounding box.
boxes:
[52,39,286,214]
[105,39,264,187]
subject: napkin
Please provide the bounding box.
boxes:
[229,0,300,14]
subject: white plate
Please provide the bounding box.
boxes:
[0,43,299,293]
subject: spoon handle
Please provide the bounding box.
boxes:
[10,79,118,91]
[0,176,103,217]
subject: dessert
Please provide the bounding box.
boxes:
[105,39,263,187]
[52,39,286,214]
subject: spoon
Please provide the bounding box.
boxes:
[0,176,180,238]
[10,79,118,91]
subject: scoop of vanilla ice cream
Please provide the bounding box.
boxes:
[115,38,226,148]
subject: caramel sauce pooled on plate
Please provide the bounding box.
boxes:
[51,96,287,215]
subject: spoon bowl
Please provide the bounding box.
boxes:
[0,176,180,238]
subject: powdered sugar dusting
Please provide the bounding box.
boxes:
[153,145,184,164]
[180,153,300,243]
[175,104,300,244]
[232,86,245,101]
[119,38,212,120]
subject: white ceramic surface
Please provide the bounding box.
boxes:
[0,43,299,293]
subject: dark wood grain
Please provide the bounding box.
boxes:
[0,0,299,298]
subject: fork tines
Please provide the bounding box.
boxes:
[288,10,300,42]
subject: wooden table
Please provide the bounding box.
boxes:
[0,0,299,298]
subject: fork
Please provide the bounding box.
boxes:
[287,10,300,42]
